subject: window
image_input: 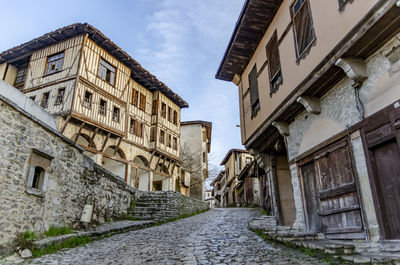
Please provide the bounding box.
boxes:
[26,150,52,196]
[112,106,120,122]
[83,90,92,108]
[161,103,166,118]
[129,118,143,138]
[266,31,283,95]
[150,127,155,142]
[40,92,50,108]
[55,88,65,105]
[203,152,206,163]
[45,52,64,75]
[99,99,107,116]
[173,111,178,125]
[98,58,115,85]
[14,65,28,89]
[246,157,252,164]
[129,118,135,134]
[159,130,165,144]
[248,65,260,116]
[291,0,316,61]
[167,134,172,148]
[239,156,242,171]
[139,93,146,111]
[152,100,158,115]
[173,137,177,150]
[168,107,172,122]
[131,89,139,107]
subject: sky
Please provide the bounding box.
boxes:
[0,0,245,176]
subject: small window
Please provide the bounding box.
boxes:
[291,0,316,61]
[99,99,107,116]
[167,134,172,148]
[173,137,177,150]
[266,31,283,95]
[159,130,165,144]
[139,93,146,111]
[132,89,139,107]
[150,127,155,142]
[173,111,178,125]
[45,52,64,75]
[203,152,206,163]
[27,150,52,195]
[129,118,135,134]
[239,156,242,171]
[83,90,92,108]
[248,65,260,116]
[161,103,166,118]
[55,88,65,105]
[32,166,45,189]
[168,107,172,122]
[14,65,28,89]
[40,92,50,108]
[98,58,116,85]
[112,106,120,122]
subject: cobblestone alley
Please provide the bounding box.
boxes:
[26,208,330,265]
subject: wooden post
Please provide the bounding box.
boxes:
[74,122,85,144]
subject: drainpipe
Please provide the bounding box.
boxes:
[346,126,370,243]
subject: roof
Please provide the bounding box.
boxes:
[181,120,212,152]
[220,148,249,166]
[0,23,188,108]
[210,170,225,186]
[215,0,283,81]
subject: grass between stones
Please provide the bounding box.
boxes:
[31,236,92,257]
[250,228,350,265]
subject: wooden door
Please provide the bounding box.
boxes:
[363,110,400,240]
[276,155,295,227]
[314,142,363,239]
[301,162,323,232]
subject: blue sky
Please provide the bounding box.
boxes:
[0,0,245,173]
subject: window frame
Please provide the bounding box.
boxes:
[112,106,120,122]
[290,0,316,63]
[173,110,178,125]
[159,129,165,144]
[40,92,50,109]
[26,149,53,197]
[97,57,116,86]
[266,31,283,95]
[99,98,107,116]
[54,87,65,105]
[161,102,167,118]
[173,137,177,150]
[44,52,65,76]
[83,90,93,109]
[14,64,28,89]
[248,64,260,117]
[139,93,146,111]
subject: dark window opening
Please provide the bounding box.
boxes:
[112,106,120,122]
[83,90,92,108]
[161,103,166,118]
[266,31,283,95]
[159,130,165,144]
[150,127,155,142]
[131,89,139,107]
[249,65,260,117]
[98,58,115,85]
[173,110,178,125]
[14,65,28,89]
[55,88,65,105]
[99,99,107,116]
[152,100,158,115]
[45,52,64,75]
[32,166,45,190]
[173,137,177,150]
[40,92,50,108]
[167,134,172,148]
[139,93,146,111]
[168,107,172,122]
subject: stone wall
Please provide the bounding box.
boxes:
[0,91,139,252]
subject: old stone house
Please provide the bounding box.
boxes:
[220,149,253,207]
[0,23,189,193]
[217,0,400,249]
[235,160,260,207]
[210,170,225,208]
[180,121,212,200]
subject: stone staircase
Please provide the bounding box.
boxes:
[128,191,209,222]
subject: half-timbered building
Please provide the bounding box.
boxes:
[0,23,189,192]
[217,0,400,249]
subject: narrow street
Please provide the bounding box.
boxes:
[27,208,329,265]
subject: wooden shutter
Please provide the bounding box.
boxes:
[292,0,315,59]
[152,100,158,115]
[132,89,139,106]
[266,31,282,93]
[140,93,146,111]
[249,65,259,112]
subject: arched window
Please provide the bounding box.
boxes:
[26,150,53,196]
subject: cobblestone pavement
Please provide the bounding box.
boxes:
[26,208,329,265]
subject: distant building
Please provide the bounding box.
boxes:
[211,170,225,207]
[180,121,212,201]
[220,149,253,207]
[0,23,189,193]
[235,160,260,207]
[204,189,215,208]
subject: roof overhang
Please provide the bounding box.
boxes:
[220,148,249,166]
[216,0,283,81]
[0,23,188,108]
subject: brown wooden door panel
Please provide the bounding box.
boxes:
[369,138,400,239]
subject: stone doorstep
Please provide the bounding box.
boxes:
[33,220,155,250]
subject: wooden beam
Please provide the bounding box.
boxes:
[89,128,99,147]
[101,132,111,152]
[74,122,85,144]
[113,137,122,156]
[61,115,71,133]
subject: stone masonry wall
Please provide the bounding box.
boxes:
[0,96,140,252]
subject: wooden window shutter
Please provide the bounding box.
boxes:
[152,100,158,115]
[132,89,139,106]
[140,93,146,111]
[292,0,315,60]
[248,65,260,114]
[266,31,283,94]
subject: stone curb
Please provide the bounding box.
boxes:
[33,220,155,250]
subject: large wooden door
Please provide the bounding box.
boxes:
[362,108,400,240]
[314,141,363,239]
[301,162,323,232]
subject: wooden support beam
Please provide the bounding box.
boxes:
[89,128,98,147]
[101,132,111,152]
[113,137,122,156]
[149,150,156,168]
[61,115,71,133]
[74,122,85,144]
